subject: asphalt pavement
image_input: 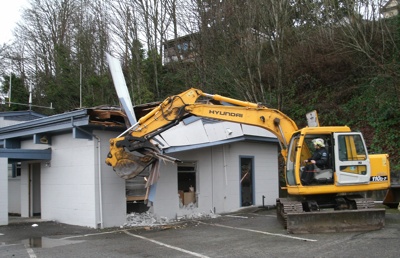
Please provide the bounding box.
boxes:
[1,207,400,258]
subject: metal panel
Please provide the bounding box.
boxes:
[4,139,21,148]
[0,148,51,161]
[164,136,276,153]
[151,136,170,149]
[242,124,276,138]
[0,116,89,139]
[159,119,208,146]
[0,109,88,133]
[106,53,136,125]
[73,127,92,140]
[204,121,242,142]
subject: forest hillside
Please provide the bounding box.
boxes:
[0,0,399,171]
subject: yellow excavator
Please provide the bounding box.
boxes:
[105,88,390,233]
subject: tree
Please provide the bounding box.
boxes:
[0,73,29,111]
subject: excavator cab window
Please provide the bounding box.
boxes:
[337,134,367,174]
[334,132,370,184]
[286,135,300,186]
[299,135,334,185]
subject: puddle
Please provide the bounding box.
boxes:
[22,237,84,248]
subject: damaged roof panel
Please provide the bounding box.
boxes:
[204,121,242,142]
[158,118,209,146]
[156,118,277,151]
[242,124,276,138]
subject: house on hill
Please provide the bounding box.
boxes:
[381,0,399,18]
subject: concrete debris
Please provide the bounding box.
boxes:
[176,203,220,220]
[122,204,220,228]
[124,211,169,227]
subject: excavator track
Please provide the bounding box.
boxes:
[276,197,385,234]
[276,198,302,228]
[352,197,376,209]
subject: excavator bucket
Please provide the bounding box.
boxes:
[112,150,156,179]
[107,142,181,179]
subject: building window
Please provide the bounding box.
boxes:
[178,162,197,207]
[8,163,21,178]
[177,42,189,53]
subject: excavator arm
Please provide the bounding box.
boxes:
[105,88,298,179]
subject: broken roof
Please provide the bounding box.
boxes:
[154,116,278,153]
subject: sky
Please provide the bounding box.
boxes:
[0,0,28,45]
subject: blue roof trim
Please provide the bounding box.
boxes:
[0,109,90,139]
[163,135,278,153]
[0,148,51,162]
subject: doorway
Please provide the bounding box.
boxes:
[29,163,41,217]
[177,162,197,206]
[240,157,254,207]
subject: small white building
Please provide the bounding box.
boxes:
[0,108,279,228]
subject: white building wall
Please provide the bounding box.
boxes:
[230,142,279,206]
[20,135,97,227]
[8,178,21,214]
[20,164,29,217]
[152,141,278,219]
[13,130,126,228]
[151,162,181,219]
[16,131,124,228]
[94,130,126,228]
[0,158,8,225]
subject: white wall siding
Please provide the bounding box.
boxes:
[17,131,126,228]
[94,130,126,228]
[151,162,181,219]
[8,178,21,214]
[0,158,8,225]
[174,147,215,213]
[20,164,29,217]
[152,141,279,220]
[230,142,279,206]
[36,134,97,227]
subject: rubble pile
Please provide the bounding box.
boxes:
[123,203,220,228]
[124,211,169,227]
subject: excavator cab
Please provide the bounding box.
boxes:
[285,129,380,192]
[279,128,389,233]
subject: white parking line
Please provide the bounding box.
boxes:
[0,243,18,247]
[251,213,277,218]
[123,230,210,258]
[60,230,121,240]
[224,215,248,219]
[24,244,37,258]
[198,222,317,242]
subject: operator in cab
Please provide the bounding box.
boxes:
[301,138,329,185]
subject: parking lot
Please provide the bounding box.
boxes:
[1,207,400,258]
